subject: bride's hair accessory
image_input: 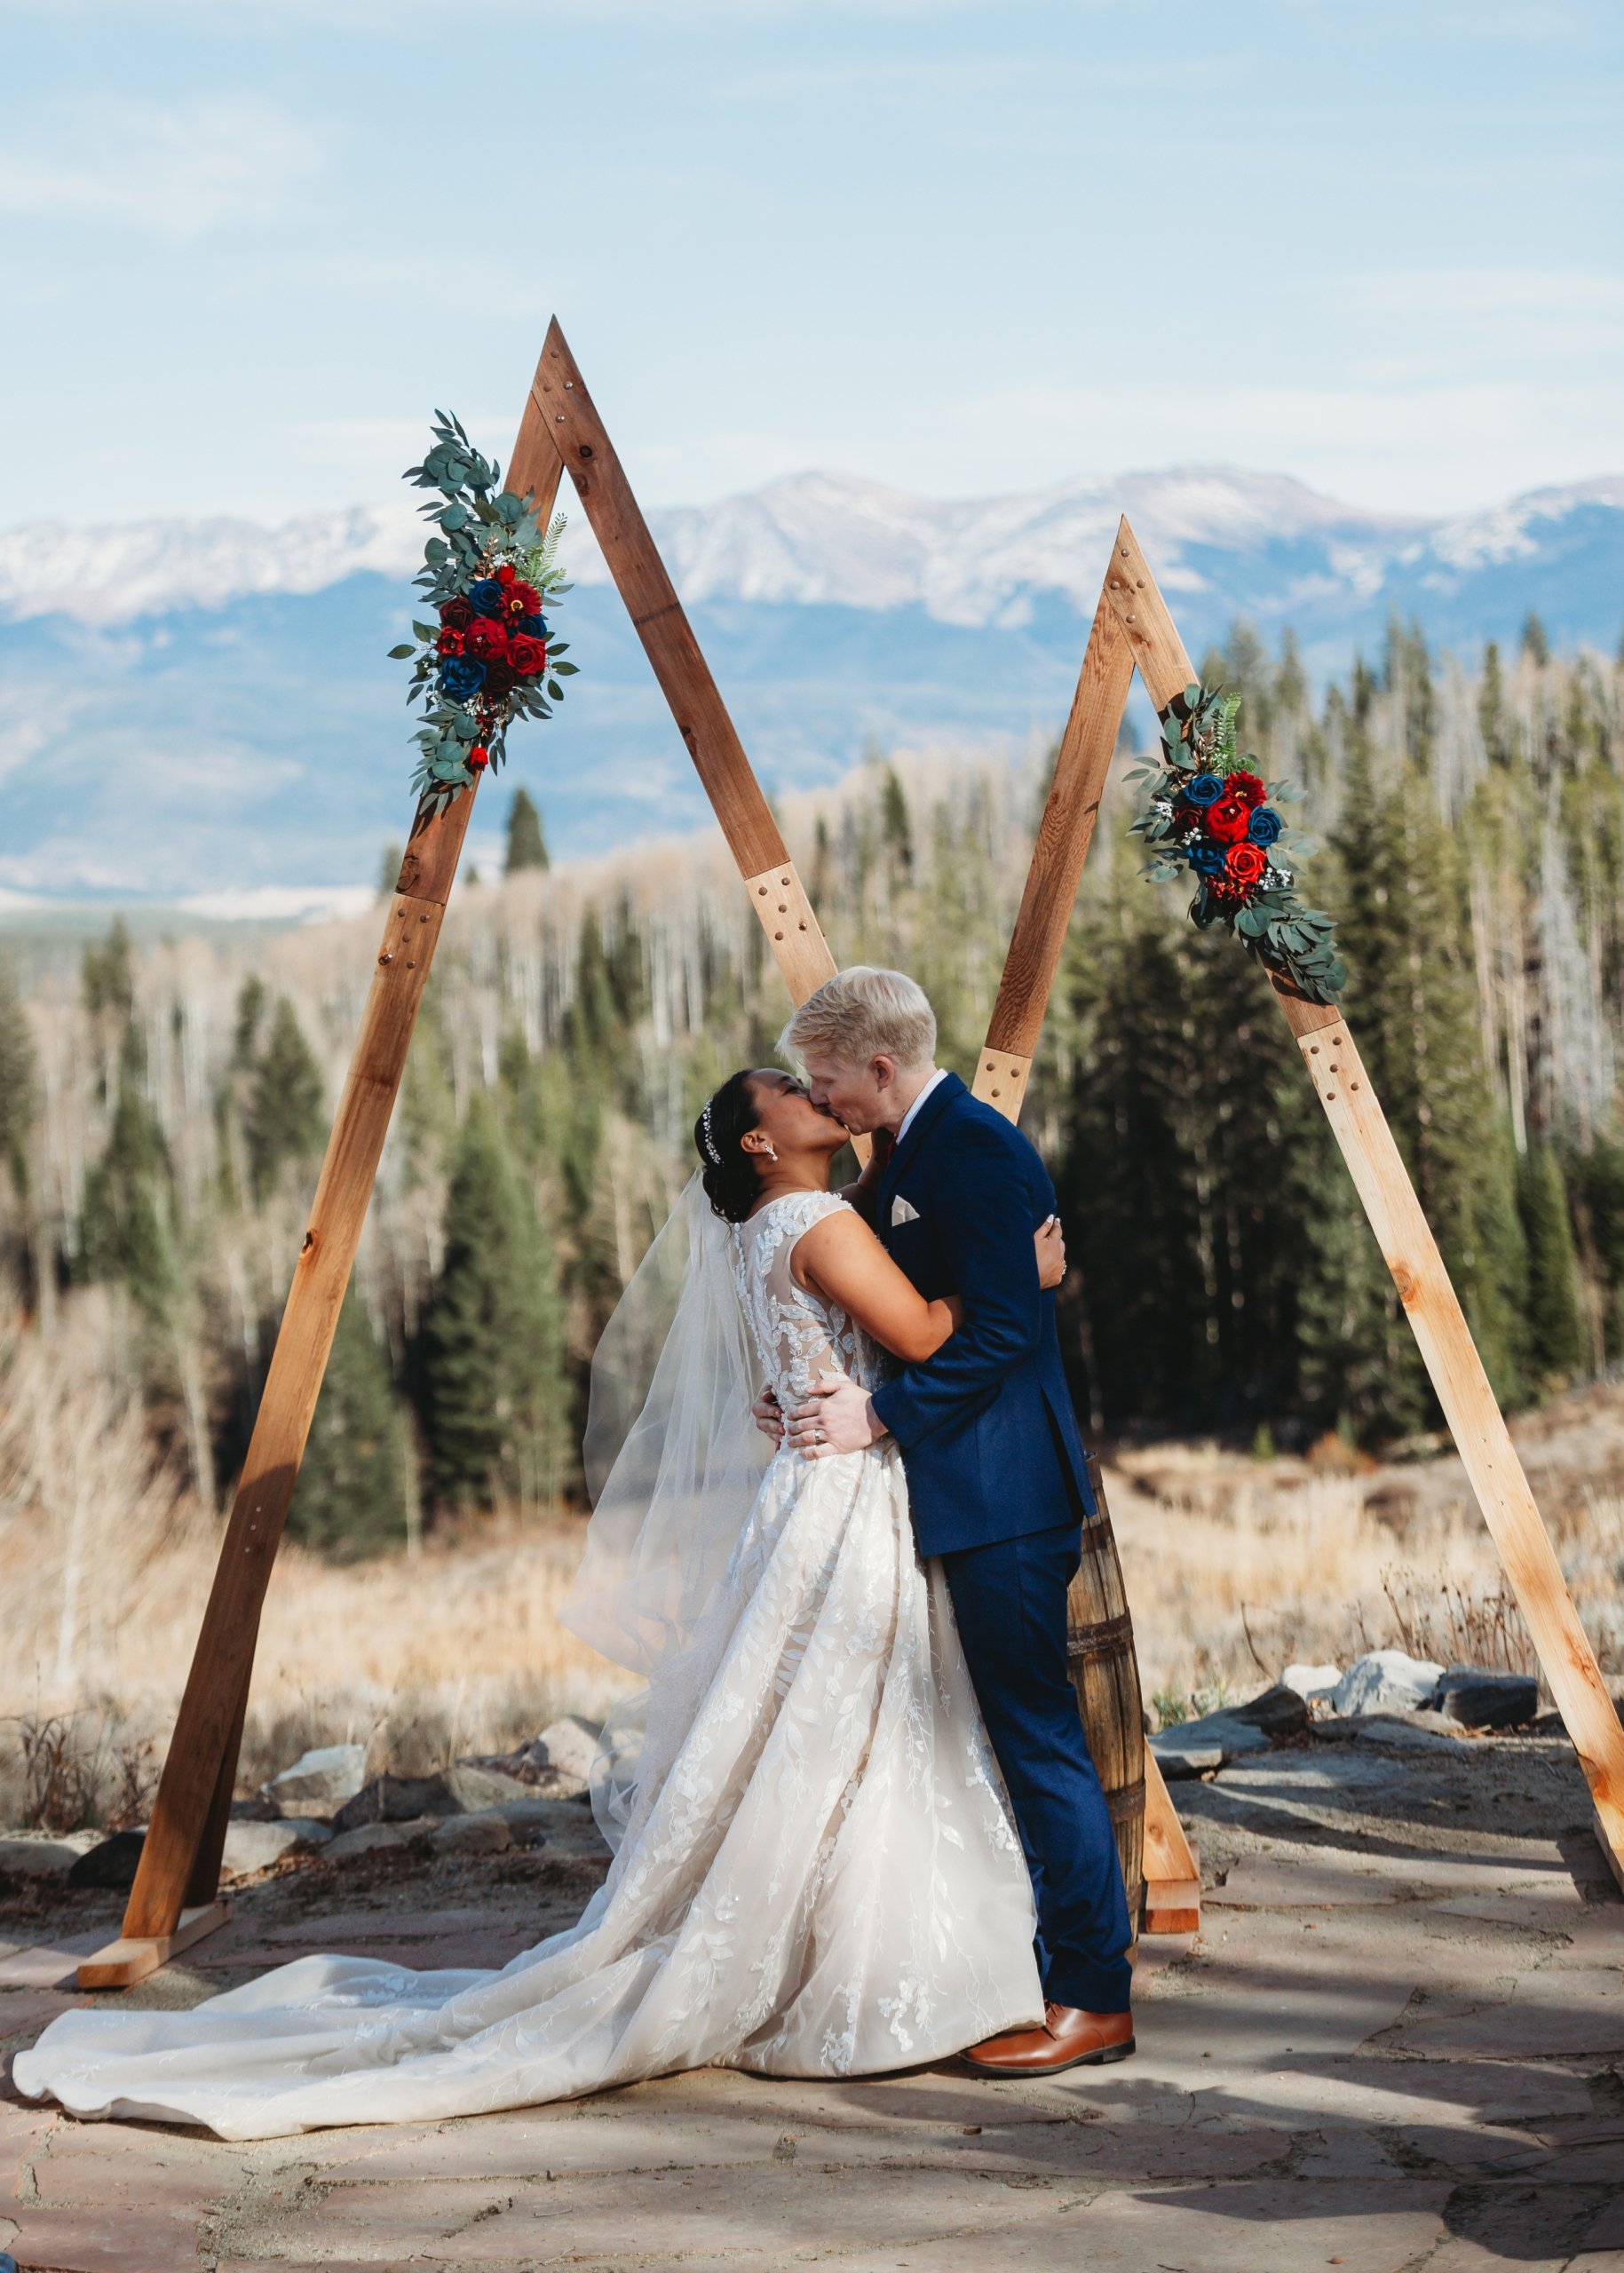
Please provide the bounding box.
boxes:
[699,1102,723,1167]
[693,1070,767,1223]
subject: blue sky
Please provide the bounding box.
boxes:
[3,0,1620,527]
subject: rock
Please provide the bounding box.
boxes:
[1328,1649,1444,1716]
[262,1741,368,1816]
[330,1772,457,1837]
[1147,1681,1305,1779]
[1227,1683,1310,1740]
[230,1793,285,1822]
[1353,1712,1475,1752]
[1150,1714,1271,1779]
[447,1761,534,1811]
[0,1830,101,1878]
[527,1716,602,1785]
[323,1821,410,1861]
[432,1810,513,1856]
[221,1818,331,1877]
[1149,1734,1229,1778]
[1281,1661,1343,1700]
[495,1796,604,1849]
[66,1829,146,1890]
[1434,1665,1540,1730]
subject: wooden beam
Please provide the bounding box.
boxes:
[114,820,473,1949]
[970,588,1201,1931]
[85,380,574,1983]
[1102,514,1624,1891]
[527,320,841,1011]
[972,592,1134,1112]
[77,1902,232,1992]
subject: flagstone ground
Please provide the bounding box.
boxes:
[3,1738,1621,2271]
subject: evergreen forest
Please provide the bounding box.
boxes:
[3,615,1623,1560]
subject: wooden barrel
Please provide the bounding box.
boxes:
[1066,1453,1145,1934]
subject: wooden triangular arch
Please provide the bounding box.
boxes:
[82,321,1197,1988]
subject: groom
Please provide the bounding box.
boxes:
[778,966,1134,2073]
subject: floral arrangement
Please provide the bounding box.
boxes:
[1127,681,1345,1003]
[388,412,577,811]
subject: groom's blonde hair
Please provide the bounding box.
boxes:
[780,966,937,1072]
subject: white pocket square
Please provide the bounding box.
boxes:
[890,1195,920,1226]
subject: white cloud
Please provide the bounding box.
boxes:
[0,93,322,237]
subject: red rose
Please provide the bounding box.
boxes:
[495,564,516,585]
[508,634,547,677]
[1226,770,1266,807]
[465,616,509,662]
[440,596,473,630]
[504,578,541,618]
[1225,841,1267,887]
[481,660,515,701]
[469,743,490,769]
[436,627,466,657]
[1203,794,1252,844]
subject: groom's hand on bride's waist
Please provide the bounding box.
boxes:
[752,1387,785,1448]
[787,1371,889,1459]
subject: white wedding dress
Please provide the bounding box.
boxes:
[16,1190,1042,2141]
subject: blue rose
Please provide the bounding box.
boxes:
[1248,805,1282,846]
[1184,772,1223,805]
[1188,838,1226,875]
[438,655,487,701]
[467,578,503,619]
[516,614,548,639]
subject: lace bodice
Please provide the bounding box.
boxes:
[731,1190,882,1406]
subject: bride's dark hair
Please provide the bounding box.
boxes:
[695,1069,764,1224]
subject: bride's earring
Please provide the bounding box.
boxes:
[760,1141,778,1160]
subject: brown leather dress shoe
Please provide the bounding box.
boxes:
[963,2003,1135,2076]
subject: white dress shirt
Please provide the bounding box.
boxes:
[893,1066,948,1151]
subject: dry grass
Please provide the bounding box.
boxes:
[1106,1425,1624,1720]
[0,1293,635,1823]
[7,1281,1624,1821]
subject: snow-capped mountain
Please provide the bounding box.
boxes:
[2,465,1620,909]
[0,466,1418,628]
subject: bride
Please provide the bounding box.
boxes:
[15,1068,1063,2140]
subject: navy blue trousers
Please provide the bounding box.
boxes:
[940,1522,1134,2014]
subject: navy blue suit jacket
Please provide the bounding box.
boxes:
[867,1073,1097,1557]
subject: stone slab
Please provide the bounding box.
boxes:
[1209,1849,1578,1908]
[0,1987,88,2039]
[264,2164,1072,2265]
[0,1936,104,1991]
[1387,1967,1624,2059]
[837,2180,1454,2273]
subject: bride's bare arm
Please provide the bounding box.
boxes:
[792,1211,1066,1363]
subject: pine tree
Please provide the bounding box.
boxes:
[80,1077,178,1321]
[287,1282,410,1558]
[1334,759,1528,1410]
[1517,1142,1587,1384]
[1521,611,1550,667]
[880,767,915,877]
[246,999,326,1199]
[423,1094,570,1511]
[504,788,550,875]
[376,843,403,899]
[0,953,38,1201]
[82,918,141,1094]
[1568,1136,1624,1358]
[1478,641,1511,768]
